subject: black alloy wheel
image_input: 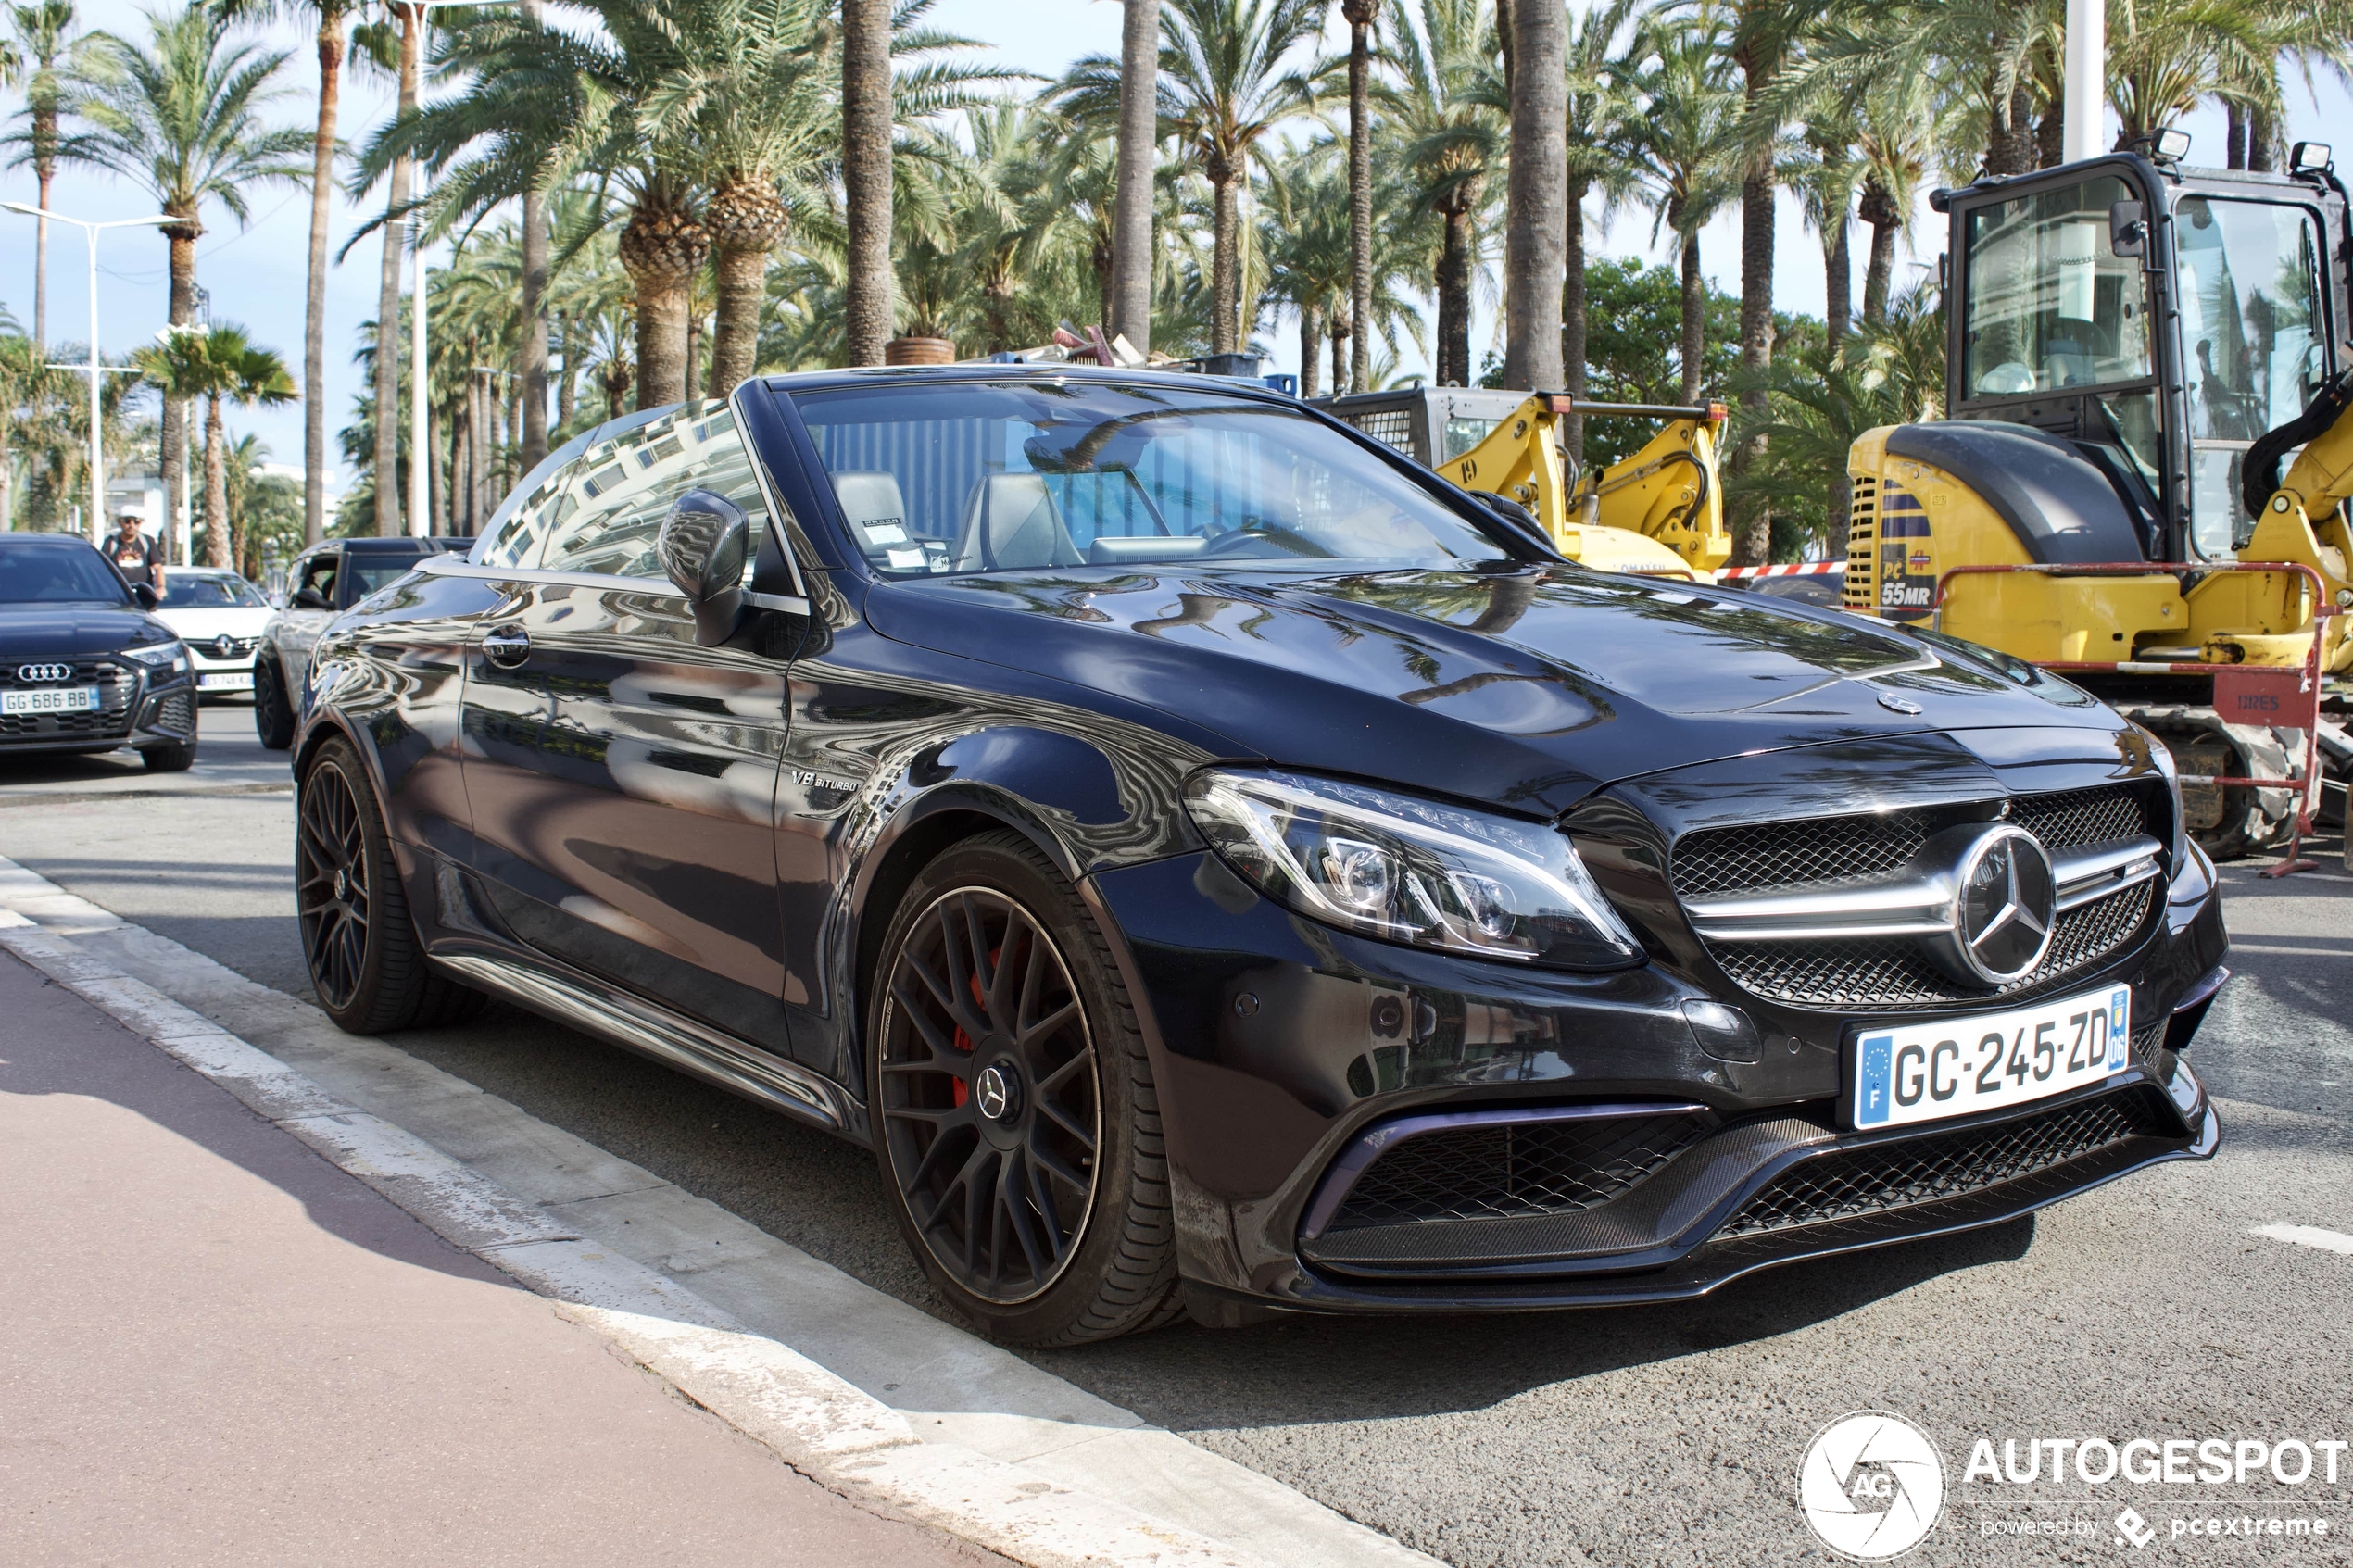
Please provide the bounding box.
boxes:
[296,737,483,1034]
[881,884,1101,1301]
[869,833,1179,1345]
[297,752,371,1012]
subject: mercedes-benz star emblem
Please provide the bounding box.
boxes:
[975,1064,1013,1122]
[1877,692,1924,716]
[1950,824,2057,984]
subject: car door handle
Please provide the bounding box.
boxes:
[482,626,532,668]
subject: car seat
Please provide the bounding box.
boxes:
[950,473,1084,571]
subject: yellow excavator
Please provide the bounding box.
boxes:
[1843,137,2353,859]
[1316,388,1731,582]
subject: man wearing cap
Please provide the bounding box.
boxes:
[106,511,164,594]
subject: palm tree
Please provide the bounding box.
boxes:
[1498,0,1565,388]
[1618,5,1738,403]
[210,0,361,546]
[1258,139,1348,394]
[62,6,304,565]
[1721,0,1800,567]
[1154,0,1321,356]
[632,0,834,396]
[1112,0,1156,350]
[1384,0,1504,388]
[135,324,293,568]
[1,0,91,355]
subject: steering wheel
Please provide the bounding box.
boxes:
[1196,520,1322,558]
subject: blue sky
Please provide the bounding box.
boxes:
[5,0,2347,493]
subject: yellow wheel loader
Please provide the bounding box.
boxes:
[1845,141,2353,858]
[1317,388,1731,582]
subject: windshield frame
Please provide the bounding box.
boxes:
[775,370,1547,585]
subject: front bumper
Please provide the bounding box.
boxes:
[1090,845,2225,1314]
[0,659,197,755]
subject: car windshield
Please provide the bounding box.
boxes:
[160,572,265,608]
[792,380,1518,577]
[0,544,133,606]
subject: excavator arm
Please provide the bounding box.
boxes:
[1438,395,1731,581]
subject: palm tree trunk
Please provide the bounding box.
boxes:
[1439,207,1473,389]
[2226,102,2247,169]
[374,2,420,536]
[1501,0,1565,389]
[1298,304,1321,399]
[202,394,230,569]
[1680,232,1705,404]
[1859,177,1897,326]
[1731,39,1777,570]
[2247,107,2275,172]
[428,399,444,532]
[32,157,52,357]
[709,244,765,399]
[841,0,894,365]
[304,8,345,547]
[1561,173,1588,458]
[1211,170,1241,356]
[619,194,705,406]
[1345,0,1377,395]
[472,370,491,526]
[161,219,200,561]
[1824,207,1850,347]
[686,314,702,403]
[1112,0,1156,352]
[1330,312,1348,395]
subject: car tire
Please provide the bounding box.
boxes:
[867,831,1182,1346]
[140,741,195,772]
[255,657,296,750]
[296,735,484,1034]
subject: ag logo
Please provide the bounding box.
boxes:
[1797,1411,1944,1560]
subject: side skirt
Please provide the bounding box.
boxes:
[431,947,859,1140]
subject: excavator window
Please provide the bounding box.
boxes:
[1962,175,2155,397]
[2173,195,2329,561]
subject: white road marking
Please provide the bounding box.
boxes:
[2225,943,2353,957]
[2252,1223,2353,1256]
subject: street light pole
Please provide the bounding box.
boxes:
[1,204,174,544]
[410,218,429,536]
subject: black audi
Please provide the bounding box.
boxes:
[292,368,2226,1345]
[0,533,198,771]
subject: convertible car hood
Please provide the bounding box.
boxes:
[863,564,2120,814]
[0,606,167,659]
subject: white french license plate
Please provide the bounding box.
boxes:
[1854,985,2132,1130]
[198,671,253,690]
[1,685,98,716]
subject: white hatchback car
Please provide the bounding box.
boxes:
[155,567,271,699]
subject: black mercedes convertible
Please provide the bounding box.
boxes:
[291,367,2227,1345]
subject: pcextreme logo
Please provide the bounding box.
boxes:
[1798,1410,1947,1560]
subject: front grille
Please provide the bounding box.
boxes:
[2131,1015,2165,1064]
[0,659,137,740]
[1718,1088,2170,1236]
[192,635,259,659]
[1711,879,2153,1010]
[1672,783,2157,900]
[1327,1112,1706,1230]
[1674,811,1929,899]
[1843,474,1877,609]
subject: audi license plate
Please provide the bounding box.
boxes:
[1,685,98,716]
[1854,985,2131,1130]
[198,671,253,690]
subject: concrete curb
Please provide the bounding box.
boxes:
[0,908,1311,1568]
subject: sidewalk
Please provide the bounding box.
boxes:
[0,949,996,1567]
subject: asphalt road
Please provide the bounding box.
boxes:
[12,719,2350,1566]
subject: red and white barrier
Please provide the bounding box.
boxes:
[1718,561,1845,579]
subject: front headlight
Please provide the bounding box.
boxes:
[1182,768,1643,969]
[122,639,191,675]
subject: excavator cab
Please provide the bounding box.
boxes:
[1846,144,2353,856]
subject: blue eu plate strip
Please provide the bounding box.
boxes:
[1856,1034,1894,1126]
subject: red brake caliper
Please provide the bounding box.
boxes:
[948,944,1002,1109]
